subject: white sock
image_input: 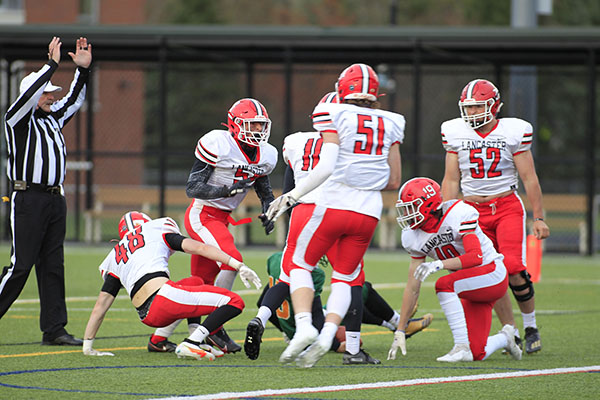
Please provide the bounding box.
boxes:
[188,323,200,336]
[214,269,238,291]
[482,332,508,360]
[188,324,210,344]
[294,311,313,330]
[381,320,396,331]
[345,330,361,355]
[388,311,401,330]
[326,282,351,317]
[256,306,272,327]
[437,291,469,345]
[522,311,537,329]
[318,322,338,349]
[154,319,181,338]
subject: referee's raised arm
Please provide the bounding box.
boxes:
[0,36,92,347]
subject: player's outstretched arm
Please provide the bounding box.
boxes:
[181,238,262,289]
[83,291,116,356]
[389,258,422,359]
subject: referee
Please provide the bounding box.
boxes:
[0,36,92,345]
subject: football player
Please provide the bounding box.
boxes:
[184,98,278,353]
[82,211,262,360]
[266,64,404,368]
[441,79,549,354]
[244,251,433,362]
[387,178,522,362]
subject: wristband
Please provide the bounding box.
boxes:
[227,257,243,270]
[533,218,544,222]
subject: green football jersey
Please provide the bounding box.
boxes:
[266,252,326,340]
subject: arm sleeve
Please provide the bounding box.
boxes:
[253,175,275,213]
[100,274,122,297]
[185,159,229,199]
[457,233,483,269]
[282,165,296,194]
[164,233,186,251]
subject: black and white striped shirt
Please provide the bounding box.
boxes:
[4,60,88,187]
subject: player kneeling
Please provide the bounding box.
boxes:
[82,211,262,361]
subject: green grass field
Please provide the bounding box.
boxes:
[0,244,599,399]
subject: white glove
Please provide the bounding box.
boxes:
[265,192,298,221]
[387,330,406,360]
[414,260,444,282]
[238,264,262,290]
[82,339,114,356]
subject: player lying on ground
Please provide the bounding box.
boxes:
[82,211,261,361]
[244,252,433,363]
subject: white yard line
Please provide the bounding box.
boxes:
[147,365,600,400]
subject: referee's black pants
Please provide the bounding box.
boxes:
[0,189,68,341]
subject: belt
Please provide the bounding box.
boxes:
[12,180,62,195]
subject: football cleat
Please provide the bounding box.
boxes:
[296,340,329,368]
[342,349,381,365]
[175,341,216,361]
[524,327,542,354]
[198,343,225,358]
[500,324,522,360]
[206,327,242,354]
[244,317,265,360]
[436,343,473,362]
[147,337,177,353]
[405,313,434,338]
[279,325,318,364]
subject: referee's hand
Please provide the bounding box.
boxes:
[68,37,92,68]
[48,36,61,64]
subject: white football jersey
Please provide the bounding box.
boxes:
[193,129,278,210]
[401,200,502,265]
[311,102,405,219]
[98,217,180,296]
[282,131,323,204]
[441,117,533,196]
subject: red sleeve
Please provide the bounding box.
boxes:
[458,233,483,269]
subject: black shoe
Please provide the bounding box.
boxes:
[342,349,381,365]
[244,317,264,360]
[148,337,177,353]
[42,333,83,346]
[524,327,541,354]
[206,327,241,354]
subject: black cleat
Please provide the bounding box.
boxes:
[148,337,177,353]
[342,349,381,365]
[244,317,265,360]
[206,327,242,354]
[524,327,541,354]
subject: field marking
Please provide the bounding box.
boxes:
[12,276,599,306]
[0,346,143,358]
[148,365,600,400]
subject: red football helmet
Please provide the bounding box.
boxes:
[227,98,271,146]
[458,79,503,129]
[318,91,339,104]
[396,177,443,230]
[118,211,152,239]
[336,63,379,102]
